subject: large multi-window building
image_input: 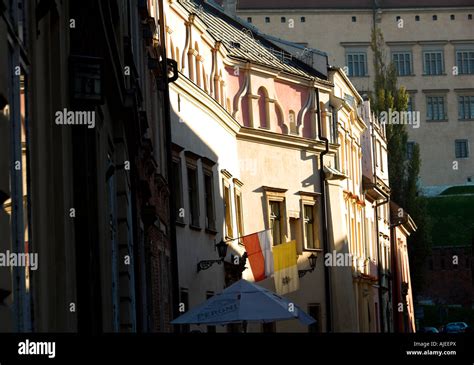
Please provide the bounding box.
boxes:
[235,0,474,195]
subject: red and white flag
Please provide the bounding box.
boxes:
[242,230,274,282]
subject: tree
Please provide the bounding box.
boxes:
[369,27,431,296]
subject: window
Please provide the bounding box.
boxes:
[379,144,384,172]
[456,51,474,74]
[301,16,306,22]
[247,17,252,23]
[180,289,190,333]
[426,96,446,120]
[265,16,270,23]
[450,14,455,20]
[458,96,474,120]
[407,95,415,112]
[406,142,415,160]
[469,14,473,20]
[432,15,437,21]
[281,17,286,23]
[396,16,401,21]
[187,166,200,227]
[392,52,412,76]
[376,141,381,168]
[308,304,322,333]
[234,184,244,240]
[303,205,316,249]
[455,139,469,158]
[352,16,357,22]
[172,158,184,223]
[270,201,283,246]
[223,180,233,238]
[257,87,268,128]
[423,51,444,75]
[347,52,367,77]
[289,110,297,134]
[203,169,215,230]
[415,15,420,21]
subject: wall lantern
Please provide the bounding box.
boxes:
[298,252,318,278]
[197,240,228,272]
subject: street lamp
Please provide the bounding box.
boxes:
[298,252,318,278]
[197,240,228,272]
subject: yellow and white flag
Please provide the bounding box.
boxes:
[273,240,299,295]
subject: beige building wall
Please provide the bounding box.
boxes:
[237,135,328,332]
[238,5,474,193]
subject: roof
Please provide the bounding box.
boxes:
[390,201,418,233]
[235,0,474,10]
[179,0,328,80]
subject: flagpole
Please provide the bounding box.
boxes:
[223,229,270,246]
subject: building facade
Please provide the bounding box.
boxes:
[0,0,175,332]
[236,0,474,195]
[390,202,417,333]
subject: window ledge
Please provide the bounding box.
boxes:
[205,227,218,235]
[398,74,416,77]
[303,248,323,253]
[426,119,448,122]
[176,220,186,227]
[189,224,202,231]
[422,73,447,76]
[458,119,474,122]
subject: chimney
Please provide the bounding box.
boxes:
[222,0,237,17]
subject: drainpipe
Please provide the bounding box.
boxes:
[370,115,388,333]
[390,218,406,333]
[375,195,389,333]
[316,88,332,332]
[158,1,180,332]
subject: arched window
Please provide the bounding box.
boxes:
[339,132,345,171]
[257,87,268,128]
[289,110,297,134]
[214,72,220,102]
[276,104,287,134]
[170,40,175,61]
[219,71,224,106]
[176,47,180,70]
[203,66,208,93]
[194,42,201,87]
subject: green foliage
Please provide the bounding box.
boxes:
[420,304,474,329]
[440,186,474,195]
[427,195,474,247]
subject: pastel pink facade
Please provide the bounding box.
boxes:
[162,1,320,139]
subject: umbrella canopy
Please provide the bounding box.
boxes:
[171,279,315,326]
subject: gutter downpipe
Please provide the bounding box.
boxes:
[390,218,406,333]
[158,1,180,332]
[316,88,332,332]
